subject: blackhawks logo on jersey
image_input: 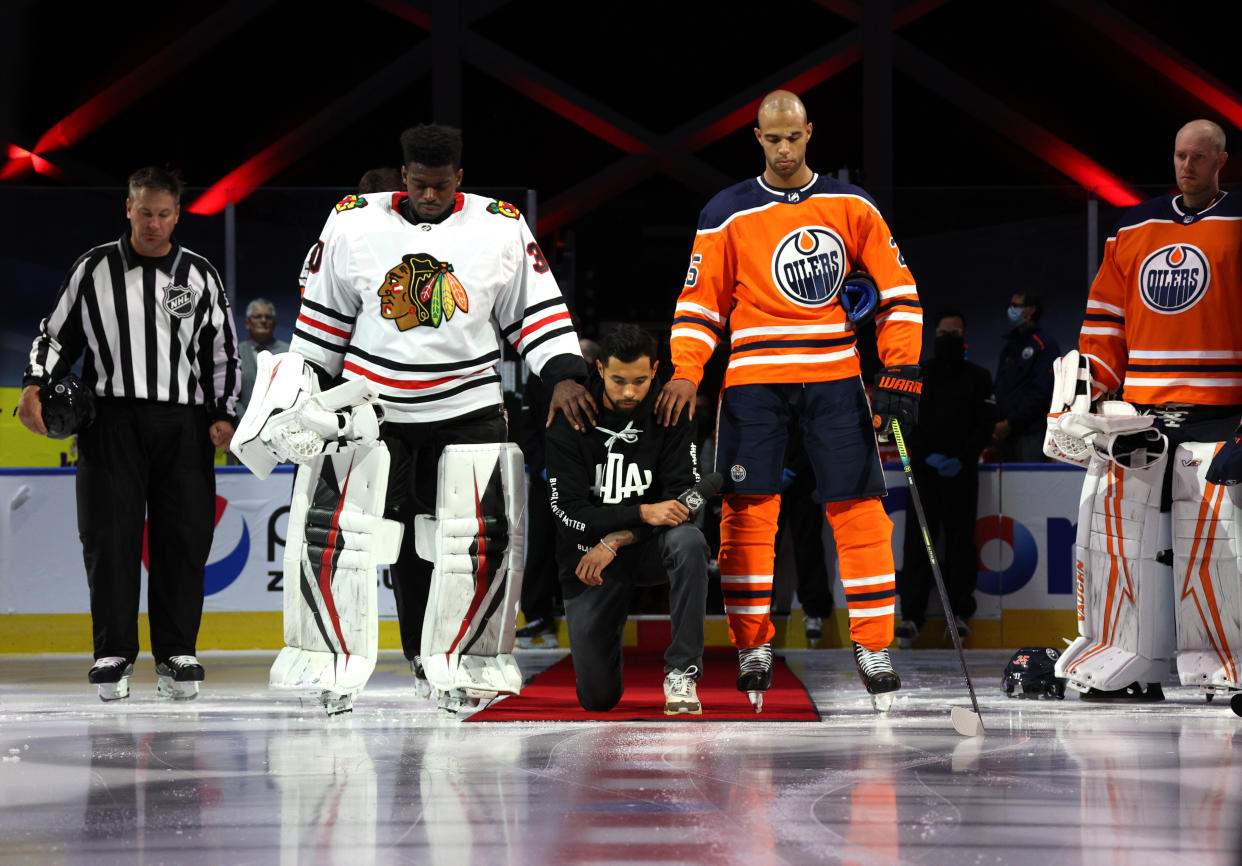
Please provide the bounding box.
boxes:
[378,253,470,331]
[335,195,368,212]
[487,200,521,219]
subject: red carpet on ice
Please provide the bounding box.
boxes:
[467,648,820,722]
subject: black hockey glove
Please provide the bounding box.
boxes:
[872,365,921,432]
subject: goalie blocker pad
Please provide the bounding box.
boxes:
[418,443,526,698]
[270,443,403,699]
[1055,432,1176,692]
[1171,442,1242,693]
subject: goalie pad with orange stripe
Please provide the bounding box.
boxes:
[417,443,526,699]
[1171,442,1242,694]
[1055,431,1176,692]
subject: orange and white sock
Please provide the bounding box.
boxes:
[825,496,896,650]
[719,493,780,649]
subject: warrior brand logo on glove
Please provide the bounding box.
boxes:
[487,200,521,219]
[1138,244,1210,313]
[162,283,200,319]
[378,253,470,331]
[769,226,846,308]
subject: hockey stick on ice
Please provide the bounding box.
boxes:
[890,418,985,737]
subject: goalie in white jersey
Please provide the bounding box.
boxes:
[233,125,594,711]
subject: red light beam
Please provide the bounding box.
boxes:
[33,0,279,154]
[1056,0,1242,130]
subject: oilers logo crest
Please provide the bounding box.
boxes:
[770,226,846,307]
[1138,244,1210,314]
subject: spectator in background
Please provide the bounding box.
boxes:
[236,298,289,419]
[896,310,994,647]
[993,291,1059,462]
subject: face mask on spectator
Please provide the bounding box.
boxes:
[1007,305,1026,324]
[934,334,966,362]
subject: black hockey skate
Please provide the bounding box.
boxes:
[1077,681,1164,703]
[155,655,205,700]
[514,617,559,649]
[410,657,434,700]
[737,643,773,713]
[88,657,134,702]
[854,642,901,712]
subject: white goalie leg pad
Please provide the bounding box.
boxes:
[270,442,404,701]
[1172,442,1242,692]
[418,443,526,699]
[1055,433,1175,691]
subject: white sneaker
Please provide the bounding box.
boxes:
[664,666,702,715]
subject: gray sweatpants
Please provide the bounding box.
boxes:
[563,524,709,711]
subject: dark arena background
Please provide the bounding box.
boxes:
[2,2,1242,864]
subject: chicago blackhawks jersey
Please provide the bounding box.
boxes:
[1080,191,1242,406]
[670,173,921,389]
[290,192,581,422]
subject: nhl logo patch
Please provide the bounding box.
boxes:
[683,490,705,511]
[162,283,200,319]
[730,464,747,482]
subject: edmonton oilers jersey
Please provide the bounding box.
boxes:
[670,173,921,389]
[1080,191,1242,405]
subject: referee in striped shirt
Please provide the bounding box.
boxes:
[17,166,241,700]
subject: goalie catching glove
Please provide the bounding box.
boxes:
[230,351,385,479]
[872,365,921,431]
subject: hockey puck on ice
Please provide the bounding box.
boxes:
[1231,693,1242,717]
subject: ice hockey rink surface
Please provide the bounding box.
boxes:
[1,649,1239,866]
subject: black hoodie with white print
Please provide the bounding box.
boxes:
[545,376,699,596]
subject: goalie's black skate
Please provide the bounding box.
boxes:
[737,643,773,713]
[854,642,900,712]
[155,655,205,700]
[88,657,133,702]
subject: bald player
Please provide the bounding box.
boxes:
[657,90,922,711]
[1046,119,1242,705]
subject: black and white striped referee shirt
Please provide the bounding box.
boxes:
[23,234,241,421]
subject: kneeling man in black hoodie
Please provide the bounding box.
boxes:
[546,324,710,714]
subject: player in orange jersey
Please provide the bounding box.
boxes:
[1046,119,1242,706]
[656,90,922,712]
